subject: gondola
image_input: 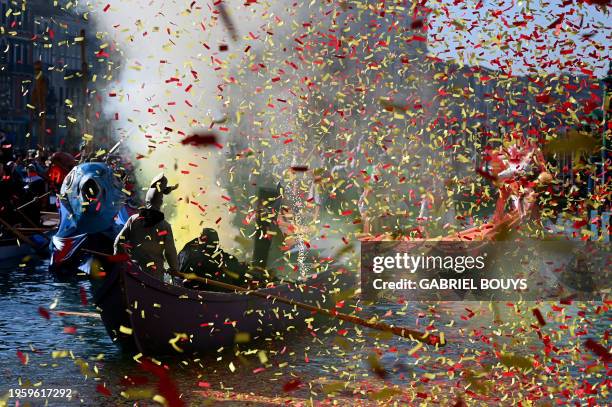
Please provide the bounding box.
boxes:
[91,182,356,354]
[93,262,354,355]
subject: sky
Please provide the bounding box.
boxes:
[426,0,611,78]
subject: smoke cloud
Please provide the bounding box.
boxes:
[91,0,273,249]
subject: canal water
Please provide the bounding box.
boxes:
[0,254,608,406]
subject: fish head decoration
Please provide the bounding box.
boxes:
[56,162,127,237]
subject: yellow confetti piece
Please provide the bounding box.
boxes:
[169,333,188,353]
[234,332,251,343]
[408,342,423,356]
[51,350,69,359]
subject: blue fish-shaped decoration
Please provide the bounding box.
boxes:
[50,162,128,275]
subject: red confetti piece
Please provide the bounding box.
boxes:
[140,359,184,407]
[411,19,424,29]
[180,133,222,148]
[584,339,611,362]
[535,93,552,104]
[80,285,88,306]
[96,384,111,397]
[63,326,77,334]
[573,220,588,229]
[38,306,51,320]
[16,350,27,365]
[290,165,309,172]
[532,308,546,326]
[108,253,130,263]
[282,378,302,392]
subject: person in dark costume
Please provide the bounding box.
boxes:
[22,163,46,226]
[179,227,249,291]
[114,173,179,280]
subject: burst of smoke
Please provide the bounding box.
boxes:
[91,0,270,249]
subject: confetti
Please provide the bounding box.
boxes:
[180,133,222,148]
[38,307,51,320]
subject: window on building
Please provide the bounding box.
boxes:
[13,43,19,64]
[0,40,7,65]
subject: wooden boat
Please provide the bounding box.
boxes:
[93,263,354,354]
[92,183,358,354]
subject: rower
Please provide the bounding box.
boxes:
[114,173,180,281]
[22,163,46,226]
[178,227,249,291]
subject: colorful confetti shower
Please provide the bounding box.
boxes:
[0,0,610,406]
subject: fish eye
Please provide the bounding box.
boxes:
[82,178,100,201]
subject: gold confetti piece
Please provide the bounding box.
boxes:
[499,352,534,370]
[257,351,268,364]
[153,395,167,405]
[234,332,250,343]
[408,342,423,356]
[169,333,188,353]
[51,350,69,359]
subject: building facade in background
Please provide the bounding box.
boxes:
[0,0,109,151]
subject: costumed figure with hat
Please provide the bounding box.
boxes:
[113,173,180,281]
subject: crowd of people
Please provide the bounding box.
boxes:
[0,136,252,291]
[0,144,72,229]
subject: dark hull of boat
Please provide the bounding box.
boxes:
[0,242,35,260]
[95,263,354,355]
[0,233,51,261]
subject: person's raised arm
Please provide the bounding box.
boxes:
[113,217,132,255]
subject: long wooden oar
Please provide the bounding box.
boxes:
[53,310,101,319]
[178,272,443,346]
[0,216,46,254]
[16,227,54,232]
[16,191,51,211]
